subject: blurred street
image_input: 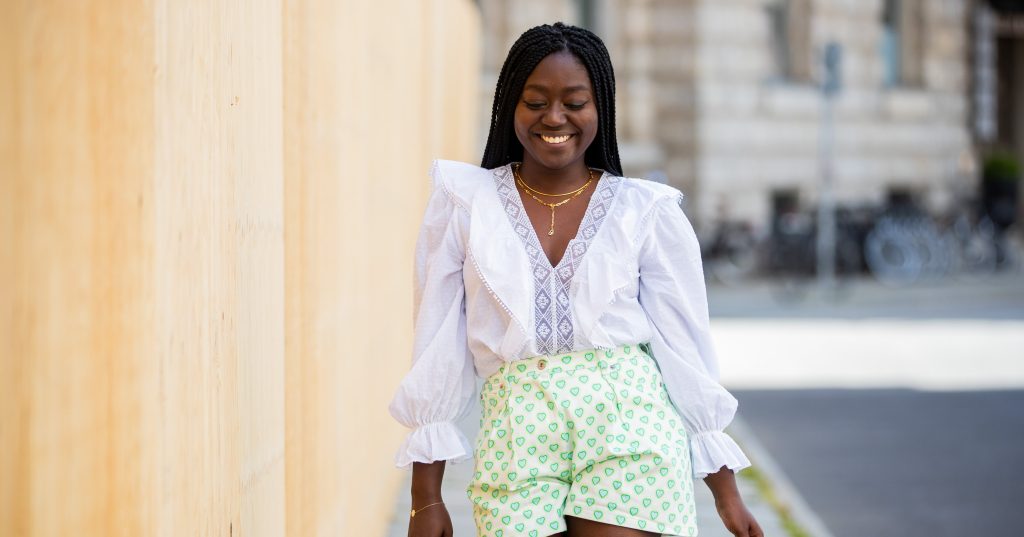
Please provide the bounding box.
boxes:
[710,271,1024,392]
[708,271,1024,321]
[712,270,1024,536]
[735,388,1024,536]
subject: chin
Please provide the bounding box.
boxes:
[525,149,583,171]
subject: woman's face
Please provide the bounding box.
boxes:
[514,50,598,173]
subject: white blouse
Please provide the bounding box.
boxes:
[388,159,751,479]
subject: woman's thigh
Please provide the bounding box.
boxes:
[565,515,660,537]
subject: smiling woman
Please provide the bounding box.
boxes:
[390,22,765,537]
[513,51,598,175]
[482,24,621,180]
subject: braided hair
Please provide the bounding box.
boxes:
[481,22,622,176]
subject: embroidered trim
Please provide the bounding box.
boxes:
[493,164,623,355]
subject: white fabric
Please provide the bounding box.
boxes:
[388,159,752,479]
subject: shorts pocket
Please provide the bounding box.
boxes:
[599,351,677,461]
[473,375,516,489]
[506,372,574,486]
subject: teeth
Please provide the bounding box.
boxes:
[540,134,571,144]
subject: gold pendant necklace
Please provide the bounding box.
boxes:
[512,163,595,236]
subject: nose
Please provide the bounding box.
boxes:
[541,104,567,127]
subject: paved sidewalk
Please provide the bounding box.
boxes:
[706,271,1024,321]
[712,318,1024,391]
[386,383,811,537]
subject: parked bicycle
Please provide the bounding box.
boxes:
[864,195,1003,286]
[700,194,1017,291]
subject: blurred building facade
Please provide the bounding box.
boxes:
[478,0,1022,234]
[971,0,1024,231]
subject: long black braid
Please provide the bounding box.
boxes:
[481,22,623,177]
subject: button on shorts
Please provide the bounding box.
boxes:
[465,343,699,537]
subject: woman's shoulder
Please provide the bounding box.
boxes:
[429,159,499,210]
[615,175,685,209]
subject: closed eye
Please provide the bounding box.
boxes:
[522,101,588,111]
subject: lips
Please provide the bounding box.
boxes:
[537,133,575,145]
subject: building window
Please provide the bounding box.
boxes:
[881,0,902,87]
[766,0,812,83]
[880,0,924,88]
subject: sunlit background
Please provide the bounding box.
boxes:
[2,1,1021,536]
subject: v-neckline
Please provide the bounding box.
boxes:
[490,163,622,355]
[501,163,611,271]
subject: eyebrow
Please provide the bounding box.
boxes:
[522,84,591,93]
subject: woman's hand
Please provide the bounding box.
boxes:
[715,495,764,537]
[407,502,453,537]
[703,466,764,537]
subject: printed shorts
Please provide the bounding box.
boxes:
[465,343,699,537]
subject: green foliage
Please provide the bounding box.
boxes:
[736,464,812,537]
[728,425,815,537]
[983,151,1021,183]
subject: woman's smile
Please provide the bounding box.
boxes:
[538,133,575,145]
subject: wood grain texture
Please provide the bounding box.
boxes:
[283,1,480,535]
[153,1,286,535]
[1,0,479,535]
[2,1,156,535]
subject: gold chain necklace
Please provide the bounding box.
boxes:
[512,163,595,236]
[514,163,593,197]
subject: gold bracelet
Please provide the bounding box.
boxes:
[410,501,444,518]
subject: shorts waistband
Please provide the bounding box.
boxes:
[492,342,651,380]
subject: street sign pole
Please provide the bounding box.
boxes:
[817,41,842,290]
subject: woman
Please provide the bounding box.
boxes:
[389,22,763,537]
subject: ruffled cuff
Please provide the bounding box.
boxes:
[394,421,474,470]
[689,430,752,479]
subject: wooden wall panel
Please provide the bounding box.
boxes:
[3,0,478,535]
[1,1,156,535]
[152,0,286,535]
[283,1,480,535]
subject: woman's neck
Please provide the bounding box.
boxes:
[517,159,593,192]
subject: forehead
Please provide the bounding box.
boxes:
[522,50,592,93]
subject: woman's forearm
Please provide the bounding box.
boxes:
[702,465,742,503]
[411,461,447,503]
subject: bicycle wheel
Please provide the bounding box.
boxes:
[865,225,923,286]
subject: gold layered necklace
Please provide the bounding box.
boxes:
[512,162,596,236]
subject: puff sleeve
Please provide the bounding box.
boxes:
[387,161,477,470]
[636,193,752,479]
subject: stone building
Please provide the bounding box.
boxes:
[971,1,1024,174]
[477,0,977,233]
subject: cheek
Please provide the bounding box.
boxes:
[513,107,532,140]
[580,111,599,143]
